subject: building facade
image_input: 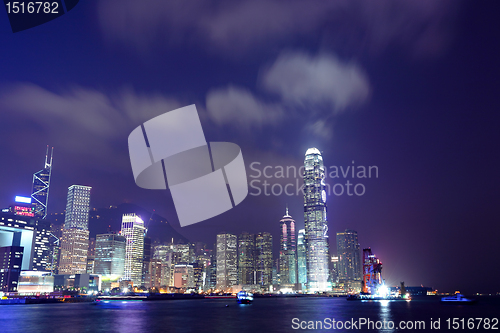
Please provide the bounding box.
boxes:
[59,185,91,274]
[237,232,255,285]
[121,214,146,286]
[255,232,273,289]
[216,233,237,291]
[279,208,297,286]
[303,148,330,292]
[64,185,91,230]
[336,229,362,292]
[0,213,51,272]
[94,233,126,289]
[59,228,89,274]
[0,246,23,292]
[297,229,307,289]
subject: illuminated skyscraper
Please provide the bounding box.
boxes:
[121,214,146,286]
[279,207,297,285]
[303,148,330,292]
[59,228,89,274]
[94,234,126,289]
[297,229,307,288]
[237,232,255,285]
[216,233,237,290]
[336,229,362,292]
[59,185,91,274]
[31,147,53,219]
[64,185,92,230]
[255,232,273,289]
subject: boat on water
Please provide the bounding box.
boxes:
[441,293,476,304]
[237,291,253,304]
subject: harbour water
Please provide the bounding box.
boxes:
[1,296,498,332]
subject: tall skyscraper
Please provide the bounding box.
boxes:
[94,233,126,289]
[297,229,307,288]
[336,229,362,292]
[216,233,237,291]
[303,148,330,292]
[237,232,255,285]
[59,185,91,274]
[64,185,92,230]
[31,147,53,219]
[279,207,297,285]
[121,214,146,286]
[255,232,273,289]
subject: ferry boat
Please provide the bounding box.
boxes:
[236,291,253,304]
[441,293,476,304]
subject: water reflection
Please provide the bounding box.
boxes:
[378,300,395,332]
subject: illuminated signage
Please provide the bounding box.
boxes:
[14,206,34,217]
[15,196,32,204]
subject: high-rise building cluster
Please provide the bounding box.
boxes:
[1,147,368,295]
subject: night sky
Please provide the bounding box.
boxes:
[1,1,499,294]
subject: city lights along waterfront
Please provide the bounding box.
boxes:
[1,146,498,333]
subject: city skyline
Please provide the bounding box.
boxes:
[0,1,499,295]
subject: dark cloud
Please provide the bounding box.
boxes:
[97,0,460,57]
[0,84,182,173]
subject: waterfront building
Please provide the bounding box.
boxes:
[31,147,53,219]
[17,271,54,294]
[0,213,51,272]
[174,264,194,289]
[94,233,126,289]
[53,274,101,292]
[255,232,273,289]
[279,208,297,286]
[297,229,307,288]
[336,229,362,292]
[238,232,255,285]
[303,148,331,292]
[216,233,237,291]
[121,214,146,286]
[0,246,23,292]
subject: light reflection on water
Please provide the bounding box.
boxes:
[0,297,498,333]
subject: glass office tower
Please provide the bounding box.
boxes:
[303,148,330,292]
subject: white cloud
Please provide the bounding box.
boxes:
[206,85,283,129]
[204,51,370,133]
[261,52,370,112]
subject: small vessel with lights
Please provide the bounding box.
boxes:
[441,293,476,304]
[236,291,253,304]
